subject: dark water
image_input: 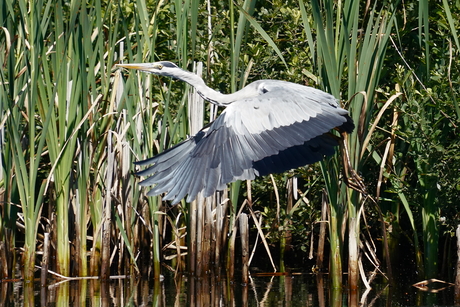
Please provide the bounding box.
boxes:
[0,272,457,306]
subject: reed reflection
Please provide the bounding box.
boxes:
[0,271,458,306]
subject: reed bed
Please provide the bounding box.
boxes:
[302,0,398,289]
[0,0,459,290]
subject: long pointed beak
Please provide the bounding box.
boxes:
[116,63,152,71]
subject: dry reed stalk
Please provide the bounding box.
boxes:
[227,220,237,279]
[203,196,213,273]
[239,213,249,284]
[186,62,206,276]
[348,216,359,290]
[0,240,7,279]
[280,178,294,272]
[214,198,223,271]
[455,225,460,303]
[120,109,134,272]
[316,191,328,271]
[285,179,294,248]
[220,198,230,268]
[41,233,50,286]
[101,132,114,279]
[196,193,204,276]
[242,283,249,305]
[189,199,197,275]
[283,275,293,303]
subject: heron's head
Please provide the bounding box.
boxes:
[116,61,180,78]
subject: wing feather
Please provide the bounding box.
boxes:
[254,134,339,176]
[203,167,222,197]
[163,153,199,202]
[186,158,207,202]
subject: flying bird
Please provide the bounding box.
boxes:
[117,61,354,204]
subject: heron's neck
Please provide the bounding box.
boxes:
[176,70,233,106]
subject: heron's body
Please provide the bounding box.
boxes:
[117,61,354,204]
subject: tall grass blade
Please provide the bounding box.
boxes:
[234,1,287,69]
[418,0,430,77]
[303,0,396,288]
[4,0,54,280]
[441,0,460,119]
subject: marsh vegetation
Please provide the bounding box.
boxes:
[0,0,459,298]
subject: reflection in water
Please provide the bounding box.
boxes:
[0,272,457,306]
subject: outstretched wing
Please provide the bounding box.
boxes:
[136,81,354,204]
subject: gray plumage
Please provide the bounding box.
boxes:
[117,61,354,204]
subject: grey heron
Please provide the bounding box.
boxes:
[117,61,354,204]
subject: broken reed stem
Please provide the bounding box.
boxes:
[227,222,236,279]
[196,194,204,276]
[281,178,294,272]
[187,62,205,276]
[455,225,460,303]
[35,265,127,282]
[214,198,222,271]
[316,191,328,270]
[41,233,50,286]
[215,196,229,272]
[101,132,114,280]
[0,238,8,278]
[189,199,197,275]
[239,213,249,285]
[204,196,212,273]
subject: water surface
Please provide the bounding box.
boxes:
[1,272,457,306]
